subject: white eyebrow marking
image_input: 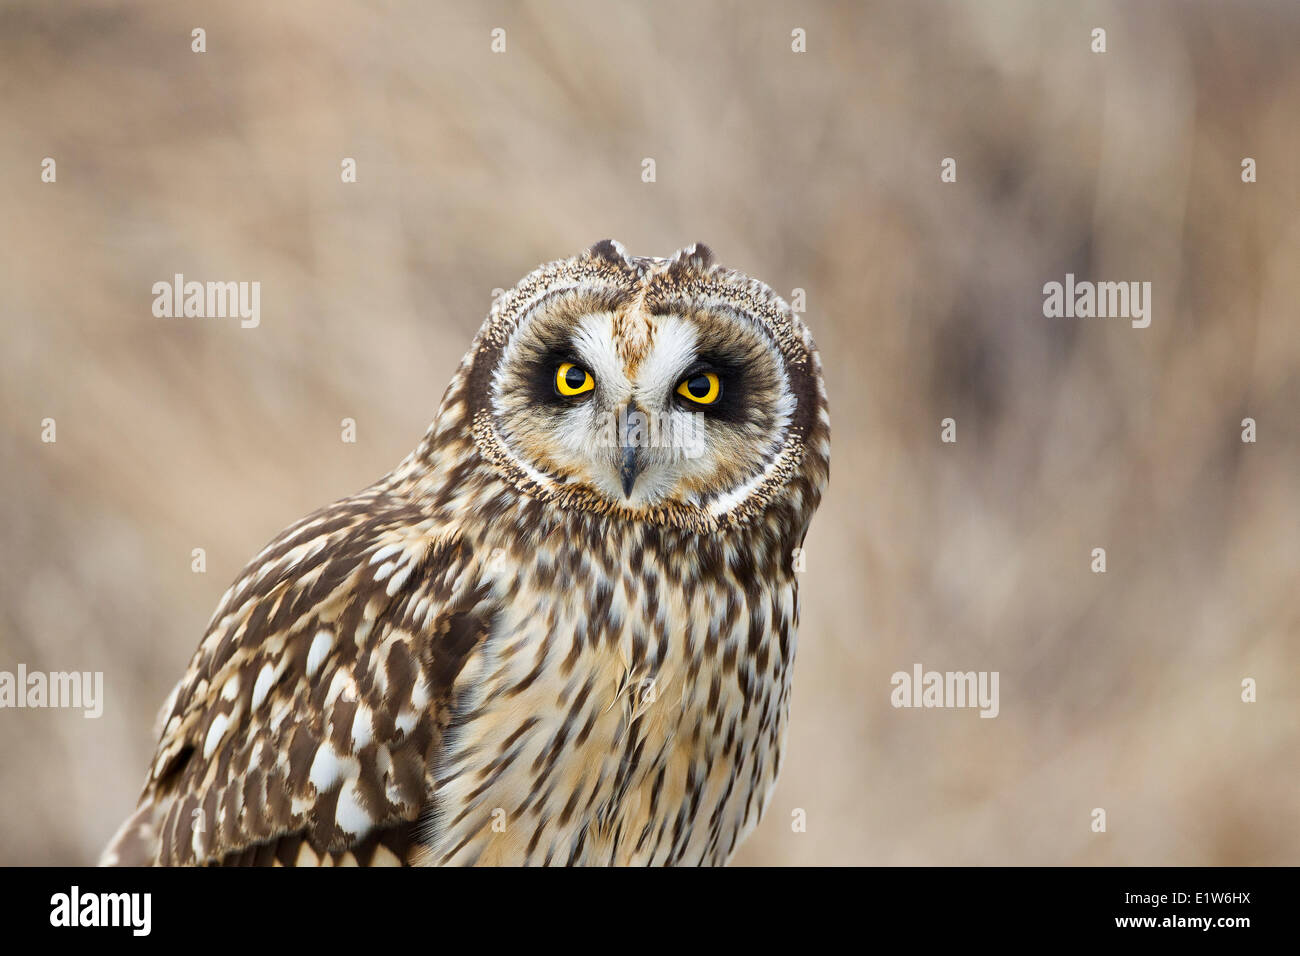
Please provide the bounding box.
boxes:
[632,315,697,404]
[569,312,625,397]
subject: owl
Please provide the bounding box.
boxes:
[101,240,830,866]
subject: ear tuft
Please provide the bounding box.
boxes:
[587,239,632,266]
[666,242,715,276]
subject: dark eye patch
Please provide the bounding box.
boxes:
[676,352,746,422]
[505,290,622,408]
[525,342,588,407]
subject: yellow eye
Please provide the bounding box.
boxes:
[676,371,721,405]
[555,362,594,397]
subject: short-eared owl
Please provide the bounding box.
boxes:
[102,240,830,866]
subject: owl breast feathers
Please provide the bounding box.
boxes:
[102,240,830,867]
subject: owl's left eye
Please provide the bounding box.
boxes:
[555,362,595,397]
[676,371,721,405]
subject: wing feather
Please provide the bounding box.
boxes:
[101,489,495,866]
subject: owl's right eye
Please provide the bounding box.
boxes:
[554,362,595,397]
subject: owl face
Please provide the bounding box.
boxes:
[464,241,827,531]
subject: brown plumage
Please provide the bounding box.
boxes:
[102,240,830,866]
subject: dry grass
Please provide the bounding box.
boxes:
[0,0,1296,864]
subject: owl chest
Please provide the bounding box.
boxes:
[426,563,797,866]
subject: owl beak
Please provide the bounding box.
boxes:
[620,446,644,498]
[619,405,647,498]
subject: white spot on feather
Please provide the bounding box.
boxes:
[251,663,276,711]
[369,543,402,565]
[335,778,373,837]
[386,563,414,596]
[409,677,430,712]
[203,713,231,759]
[325,668,356,707]
[394,709,417,735]
[351,704,374,748]
[220,673,240,701]
[191,817,205,859]
[268,694,293,732]
[308,745,356,793]
[306,630,333,678]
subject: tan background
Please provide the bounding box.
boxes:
[1,0,1297,865]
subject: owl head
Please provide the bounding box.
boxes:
[456,240,829,533]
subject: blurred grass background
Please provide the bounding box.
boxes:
[0,0,1297,865]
